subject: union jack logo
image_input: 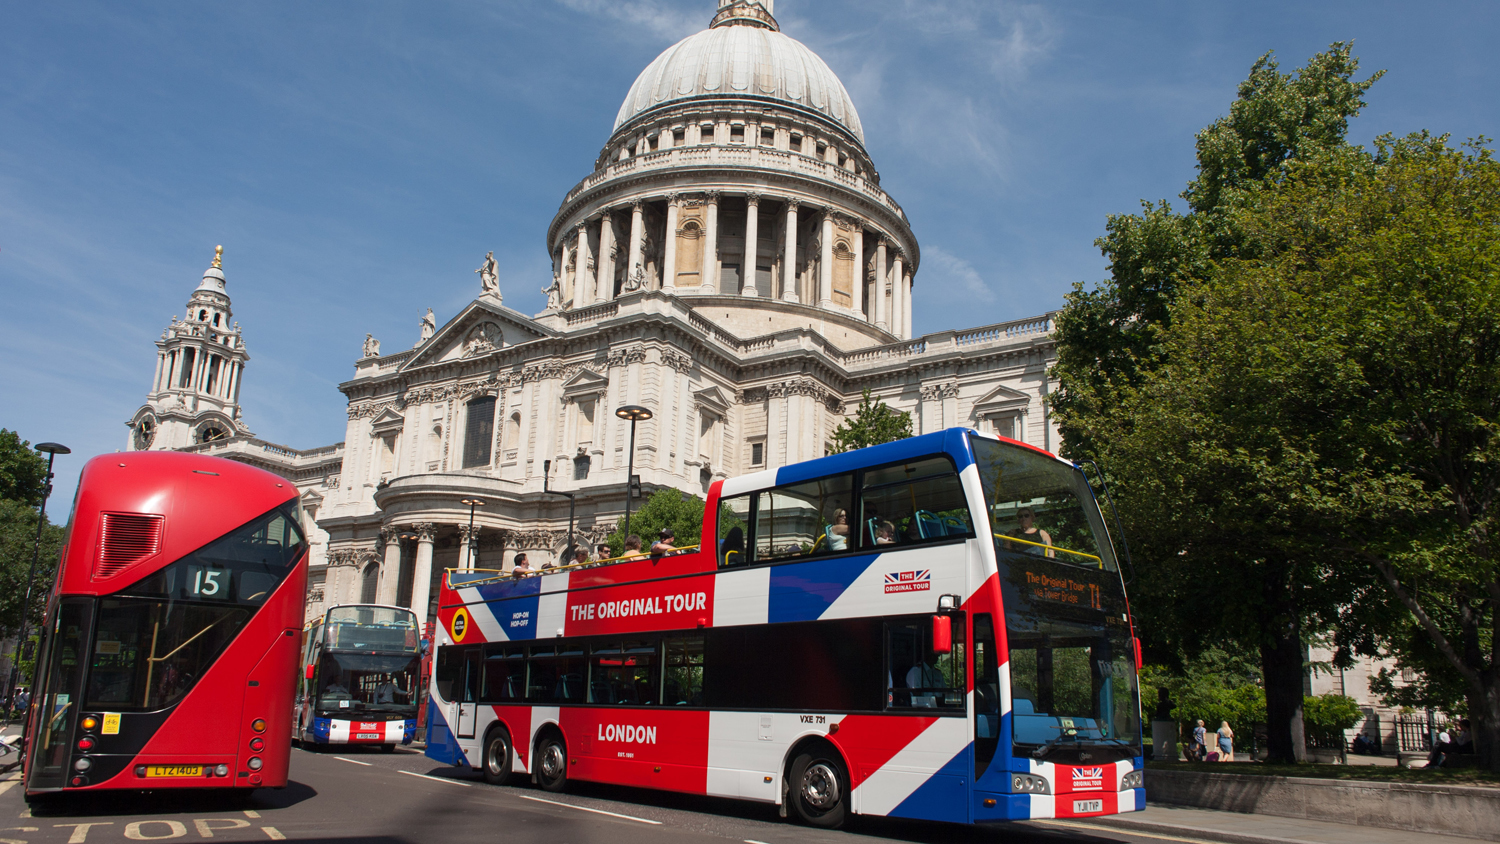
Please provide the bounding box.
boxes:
[1073,767,1104,781]
[884,570,931,593]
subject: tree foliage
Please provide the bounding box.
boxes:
[1050,43,1385,764]
[605,488,716,557]
[0,498,65,636]
[830,389,912,454]
[0,429,49,507]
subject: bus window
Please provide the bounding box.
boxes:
[481,645,526,703]
[589,640,658,705]
[528,644,586,704]
[718,495,752,567]
[87,600,249,711]
[885,615,965,712]
[32,599,92,786]
[973,614,1000,776]
[860,457,970,547]
[753,473,854,561]
[663,635,704,705]
[435,645,464,702]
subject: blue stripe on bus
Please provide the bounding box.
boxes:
[468,575,544,640]
[888,743,972,823]
[424,700,468,767]
[772,429,976,487]
[767,554,878,623]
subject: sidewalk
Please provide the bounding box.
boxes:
[1073,804,1494,844]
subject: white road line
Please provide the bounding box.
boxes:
[397,770,472,787]
[518,794,663,825]
[243,811,261,819]
[261,826,285,840]
[745,839,774,844]
[0,782,15,797]
[1037,820,1217,844]
[333,756,372,767]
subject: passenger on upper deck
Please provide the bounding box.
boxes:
[651,528,677,556]
[512,552,534,577]
[1013,508,1054,557]
[572,547,591,567]
[621,535,645,558]
[826,509,851,551]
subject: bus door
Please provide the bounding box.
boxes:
[27,599,94,792]
[454,647,480,739]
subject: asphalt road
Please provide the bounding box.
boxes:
[0,745,1217,844]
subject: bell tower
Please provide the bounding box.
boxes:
[126,246,254,451]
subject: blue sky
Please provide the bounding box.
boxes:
[3,0,1496,508]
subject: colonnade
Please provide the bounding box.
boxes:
[154,343,245,405]
[374,522,503,621]
[555,192,915,339]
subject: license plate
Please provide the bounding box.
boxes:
[355,733,381,740]
[146,765,203,778]
[1073,799,1103,814]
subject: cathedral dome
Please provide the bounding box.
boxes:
[613,6,864,144]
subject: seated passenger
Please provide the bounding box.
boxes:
[650,528,677,556]
[1013,507,1054,557]
[621,535,645,558]
[511,553,535,577]
[875,520,897,545]
[826,508,851,551]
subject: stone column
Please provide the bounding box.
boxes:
[152,351,165,393]
[377,526,401,605]
[874,238,889,331]
[819,209,834,307]
[891,252,906,339]
[575,223,592,305]
[702,191,719,293]
[782,200,800,302]
[903,269,914,338]
[626,200,645,291]
[456,524,478,572]
[852,226,864,317]
[598,210,617,301]
[409,523,436,622]
[742,194,760,296]
[662,194,680,293]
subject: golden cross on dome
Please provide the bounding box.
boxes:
[213,245,223,269]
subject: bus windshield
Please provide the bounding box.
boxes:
[971,437,1141,763]
[315,652,420,715]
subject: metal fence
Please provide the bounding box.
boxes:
[1396,714,1450,753]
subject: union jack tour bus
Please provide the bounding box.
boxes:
[425,427,1143,827]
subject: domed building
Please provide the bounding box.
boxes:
[134,0,1061,627]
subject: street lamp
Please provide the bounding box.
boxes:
[8,442,69,721]
[614,405,653,540]
[541,461,576,565]
[460,498,485,571]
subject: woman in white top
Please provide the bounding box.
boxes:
[826,508,850,551]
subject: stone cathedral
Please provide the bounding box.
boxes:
[126,0,1061,629]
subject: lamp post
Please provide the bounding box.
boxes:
[460,498,485,571]
[541,461,576,564]
[8,442,69,721]
[614,405,653,540]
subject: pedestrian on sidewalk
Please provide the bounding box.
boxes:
[1217,721,1235,762]
[1191,719,1208,762]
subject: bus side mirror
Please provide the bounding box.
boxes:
[305,664,315,680]
[932,615,952,654]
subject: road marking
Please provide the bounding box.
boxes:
[0,782,14,798]
[397,770,472,788]
[261,827,285,840]
[333,757,372,767]
[1038,820,1217,844]
[242,811,260,819]
[745,840,774,844]
[518,794,663,825]
[55,822,113,843]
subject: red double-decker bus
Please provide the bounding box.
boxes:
[23,452,308,804]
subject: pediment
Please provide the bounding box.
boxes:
[562,368,609,398]
[973,383,1031,415]
[403,299,553,370]
[370,407,406,434]
[694,384,731,415]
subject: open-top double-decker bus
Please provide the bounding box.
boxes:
[424,427,1142,827]
[24,452,307,803]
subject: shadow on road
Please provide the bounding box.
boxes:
[25,779,319,818]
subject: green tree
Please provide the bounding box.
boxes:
[1102,133,1500,768]
[0,429,49,507]
[1050,44,1385,764]
[0,498,65,635]
[605,488,716,557]
[830,389,912,454]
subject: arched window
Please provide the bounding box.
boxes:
[504,412,522,452]
[360,562,379,604]
[462,395,497,468]
[199,309,208,321]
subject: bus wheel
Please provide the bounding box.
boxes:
[482,730,514,786]
[789,751,848,829]
[535,736,568,793]
[380,743,396,753]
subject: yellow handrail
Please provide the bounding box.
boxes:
[993,532,1102,564]
[444,544,705,587]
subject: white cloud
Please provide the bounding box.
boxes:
[919,246,997,306]
[553,0,702,40]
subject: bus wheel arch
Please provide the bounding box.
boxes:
[532,725,568,792]
[481,723,516,786]
[783,737,850,829]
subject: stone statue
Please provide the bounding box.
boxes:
[363,333,380,358]
[542,274,562,310]
[419,308,436,344]
[623,263,646,293]
[476,251,500,297]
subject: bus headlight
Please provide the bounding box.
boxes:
[215,764,230,777]
[247,757,263,771]
[74,758,93,772]
[1121,770,1144,790]
[1010,773,1050,794]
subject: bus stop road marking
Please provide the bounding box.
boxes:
[262,827,285,840]
[745,839,774,844]
[517,795,662,825]
[333,757,372,766]
[0,782,15,798]
[1037,820,1218,844]
[397,771,471,787]
[242,812,260,819]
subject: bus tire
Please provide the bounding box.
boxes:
[482,728,515,786]
[535,735,568,793]
[788,750,848,829]
[380,744,396,753]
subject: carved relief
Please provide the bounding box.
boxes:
[606,347,647,368]
[661,350,693,372]
[462,322,504,357]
